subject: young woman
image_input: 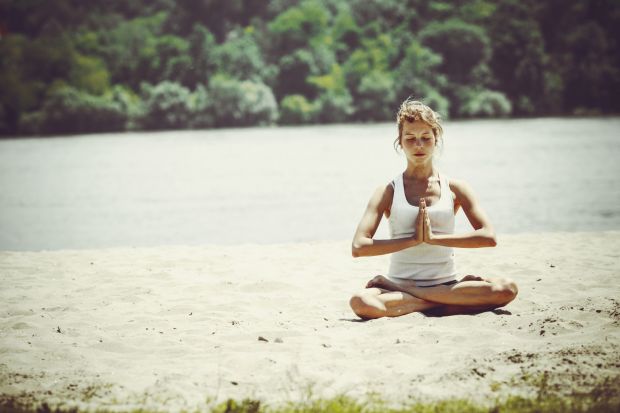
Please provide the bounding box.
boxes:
[350,99,518,319]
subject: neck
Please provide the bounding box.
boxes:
[404,161,435,180]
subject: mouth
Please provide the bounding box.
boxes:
[414,153,425,157]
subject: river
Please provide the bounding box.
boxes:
[1,117,619,250]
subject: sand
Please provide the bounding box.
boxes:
[1,231,619,412]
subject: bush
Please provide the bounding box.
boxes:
[354,71,396,121]
[209,75,278,127]
[279,95,317,125]
[213,30,272,83]
[138,81,194,130]
[423,89,451,119]
[105,85,142,130]
[17,111,45,135]
[459,89,512,117]
[315,91,354,123]
[21,86,126,135]
[419,19,491,84]
[191,84,215,128]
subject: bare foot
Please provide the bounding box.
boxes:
[366,275,399,290]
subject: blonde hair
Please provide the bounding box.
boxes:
[394,98,444,152]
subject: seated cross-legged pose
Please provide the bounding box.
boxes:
[350,98,518,320]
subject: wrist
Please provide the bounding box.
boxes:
[427,234,441,245]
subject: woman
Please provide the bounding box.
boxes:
[350,99,518,319]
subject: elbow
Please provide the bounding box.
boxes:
[351,241,364,258]
[487,232,497,247]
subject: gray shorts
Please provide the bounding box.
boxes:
[417,279,459,288]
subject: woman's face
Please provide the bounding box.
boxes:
[400,120,436,163]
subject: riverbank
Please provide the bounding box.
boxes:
[1,232,619,412]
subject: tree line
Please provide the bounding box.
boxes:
[1,0,618,136]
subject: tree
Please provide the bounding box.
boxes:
[487,0,550,115]
[419,19,491,85]
[138,81,193,130]
[26,86,126,135]
[208,75,278,127]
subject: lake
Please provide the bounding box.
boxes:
[1,118,619,251]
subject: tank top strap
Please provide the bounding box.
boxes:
[439,173,448,191]
[438,173,452,205]
[391,173,404,203]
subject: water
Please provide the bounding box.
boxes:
[1,118,619,251]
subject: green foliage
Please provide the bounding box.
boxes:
[185,24,218,87]
[348,0,410,35]
[393,40,445,106]
[279,94,318,125]
[274,49,322,99]
[22,86,126,135]
[69,53,111,95]
[191,84,215,128]
[458,89,513,117]
[213,29,273,83]
[422,89,451,119]
[0,35,43,133]
[105,85,143,130]
[419,19,491,84]
[486,1,550,115]
[355,71,396,121]
[1,0,619,135]
[0,374,618,412]
[208,75,278,127]
[137,81,193,130]
[306,63,354,123]
[458,0,497,22]
[307,63,347,95]
[344,34,395,92]
[315,90,355,123]
[331,8,361,60]
[268,0,330,54]
[94,12,172,89]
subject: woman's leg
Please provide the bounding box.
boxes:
[366,275,518,308]
[349,287,442,319]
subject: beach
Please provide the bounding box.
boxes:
[1,231,619,411]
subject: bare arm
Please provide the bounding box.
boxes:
[425,179,496,248]
[351,184,423,257]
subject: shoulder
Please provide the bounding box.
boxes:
[448,178,477,207]
[447,177,469,194]
[368,181,395,211]
[373,181,395,203]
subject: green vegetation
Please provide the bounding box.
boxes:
[1,392,619,413]
[0,374,619,412]
[1,0,618,136]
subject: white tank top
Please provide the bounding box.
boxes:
[387,172,458,286]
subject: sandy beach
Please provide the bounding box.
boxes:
[1,231,619,411]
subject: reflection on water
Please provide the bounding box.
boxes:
[1,118,619,250]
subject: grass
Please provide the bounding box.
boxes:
[1,376,618,413]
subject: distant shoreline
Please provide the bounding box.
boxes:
[3,114,620,141]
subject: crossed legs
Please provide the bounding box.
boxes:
[349,275,518,319]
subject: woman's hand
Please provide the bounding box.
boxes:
[414,198,426,243]
[422,201,435,243]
